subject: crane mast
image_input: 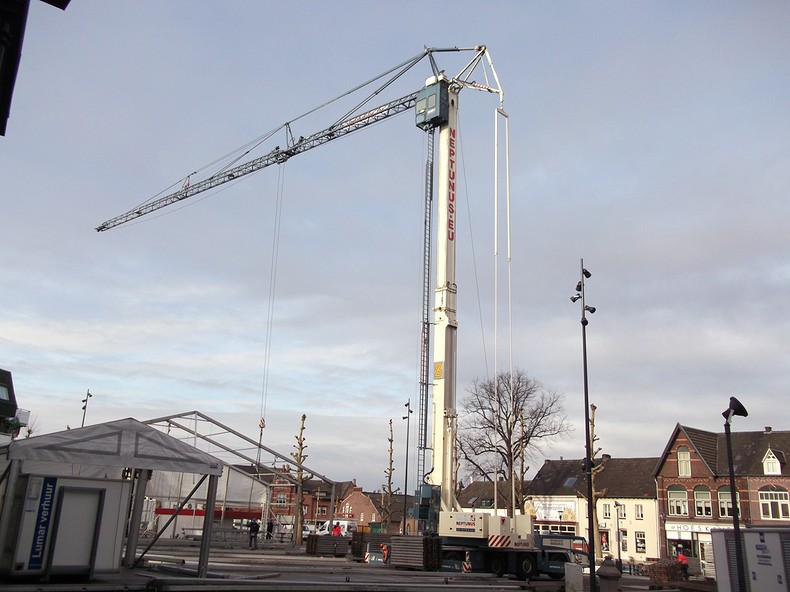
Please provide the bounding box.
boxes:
[416,77,461,513]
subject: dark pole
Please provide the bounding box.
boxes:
[614,502,623,572]
[724,412,747,592]
[81,389,92,427]
[572,258,597,592]
[402,400,413,535]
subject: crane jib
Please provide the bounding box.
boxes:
[95,91,419,232]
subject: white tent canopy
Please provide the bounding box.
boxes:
[148,464,267,507]
[0,417,225,578]
[2,418,223,476]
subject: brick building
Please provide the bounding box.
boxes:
[654,424,790,570]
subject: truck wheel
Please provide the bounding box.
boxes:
[486,554,505,577]
[516,554,536,580]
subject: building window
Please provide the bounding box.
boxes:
[694,487,712,517]
[620,529,628,552]
[372,512,376,522]
[763,451,781,475]
[602,503,611,519]
[318,506,327,516]
[718,487,740,518]
[635,531,646,553]
[275,493,287,507]
[677,446,691,477]
[537,524,577,535]
[616,503,626,519]
[668,486,688,516]
[635,504,644,520]
[759,490,790,520]
[360,512,365,523]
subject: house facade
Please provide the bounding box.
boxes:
[268,466,356,531]
[654,424,790,567]
[336,486,417,533]
[529,456,661,566]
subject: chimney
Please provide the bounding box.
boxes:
[765,426,773,433]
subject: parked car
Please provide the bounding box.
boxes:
[316,519,357,536]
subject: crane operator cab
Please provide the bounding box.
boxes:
[415,75,450,130]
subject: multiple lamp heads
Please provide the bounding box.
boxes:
[570,266,596,324]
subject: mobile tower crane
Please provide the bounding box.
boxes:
[97,47,584,580]
[95,47,496,520]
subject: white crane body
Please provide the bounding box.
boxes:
[425,77,460,514]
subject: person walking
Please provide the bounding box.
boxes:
[677,548,689,580]
[248,518,260,549]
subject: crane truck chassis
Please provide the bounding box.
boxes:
[436,512,587,579]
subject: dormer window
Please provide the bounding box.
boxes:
[763,450,781,475]
[678,446,691,477]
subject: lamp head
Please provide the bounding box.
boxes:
[576,281,583,292]
[722,396,748,420]
[585,306,596,314]
[570,294,582,303]
[583,268,591,279]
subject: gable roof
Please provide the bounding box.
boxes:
[681,425,719,472]
[3,417,223,475]
[721,428,790,475]
[656,424,790,478]
[530,457,659,499]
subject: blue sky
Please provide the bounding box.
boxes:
[1,1,789,492]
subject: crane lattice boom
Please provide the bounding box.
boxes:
[96,91,419,232]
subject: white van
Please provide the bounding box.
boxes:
[316,519,357,536]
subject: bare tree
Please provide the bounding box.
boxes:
[458,369,569,514]
[290,414,312,545]
[381,419,396,530]
[586,404,607,556]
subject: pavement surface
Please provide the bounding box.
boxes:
[3,539,689,592]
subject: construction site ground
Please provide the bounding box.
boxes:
[3,538,700,592]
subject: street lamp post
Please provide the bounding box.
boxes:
[722,396,748,592]
[402,400,413,535]
[613,501,623,572]
[571,258,597,592]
